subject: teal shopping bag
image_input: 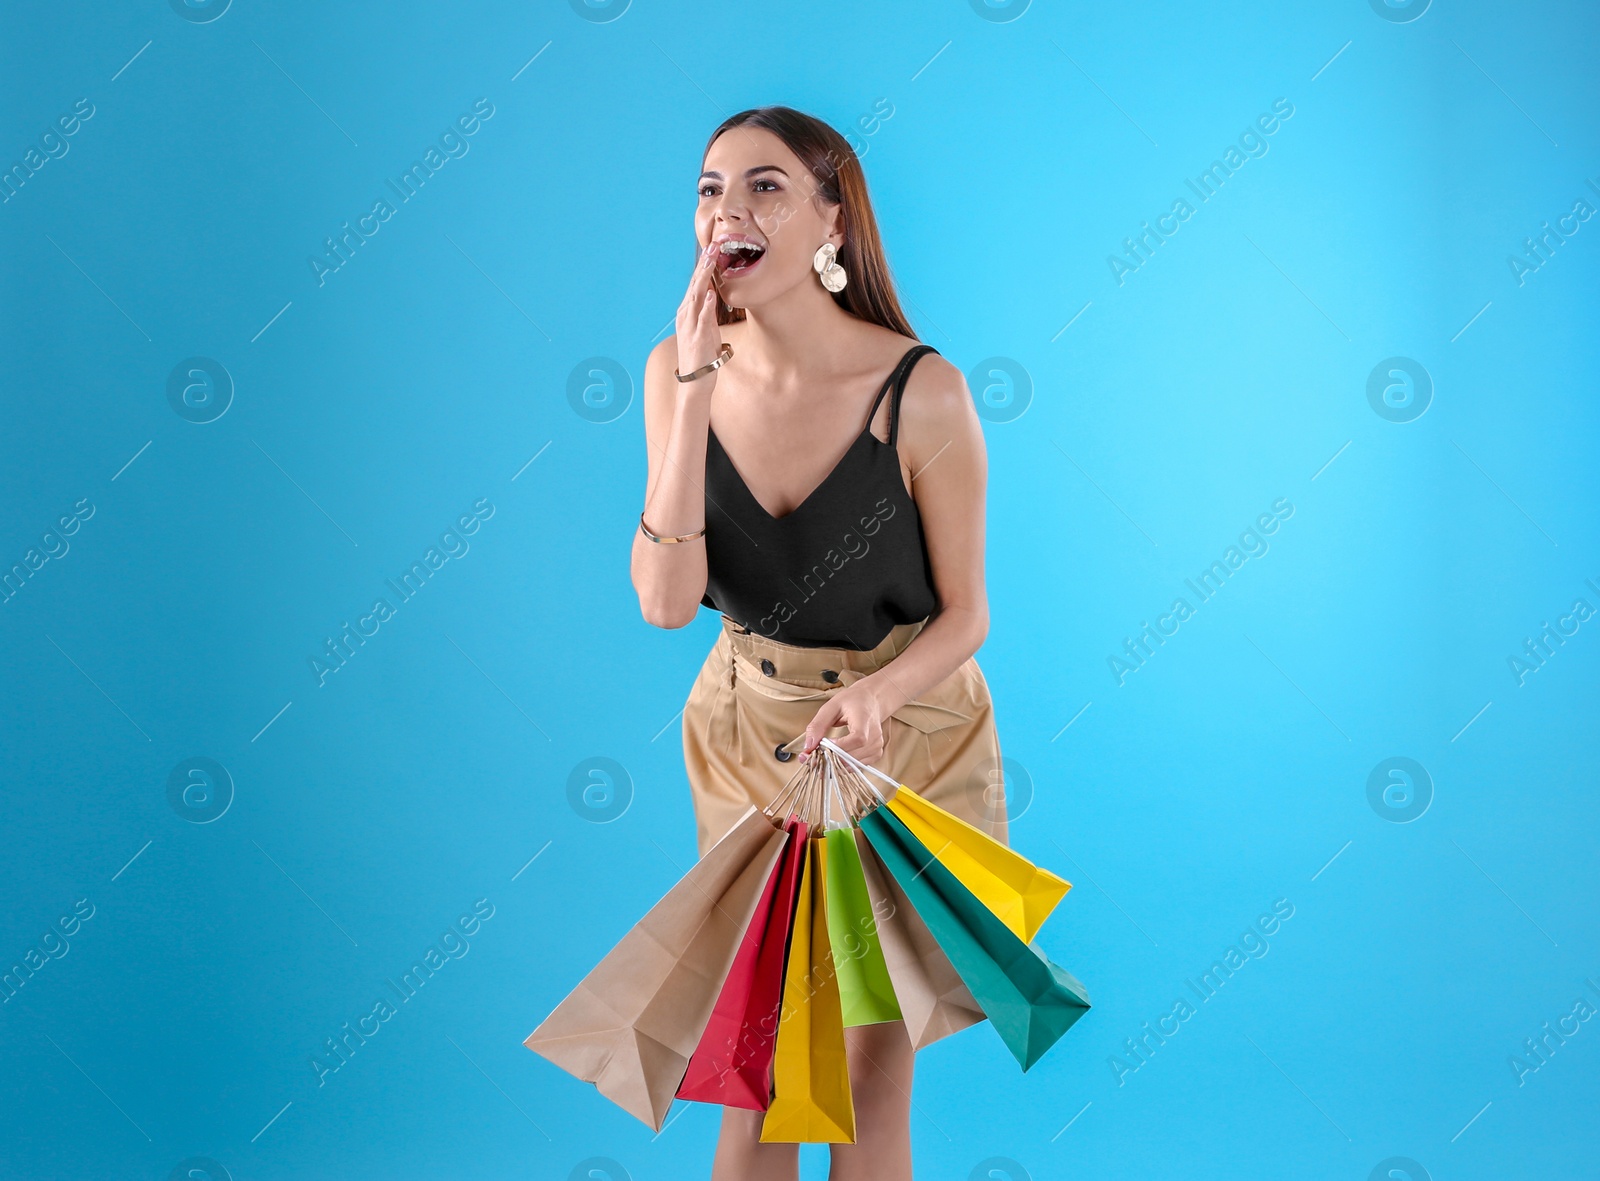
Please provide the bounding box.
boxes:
[858,806,1090,1070]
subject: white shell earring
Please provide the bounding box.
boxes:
[813,242,848,293]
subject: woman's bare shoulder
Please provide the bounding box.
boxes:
[645,335,675,375]
[858,322,922,362]
[896,348,983,470]
[902,348,973,419]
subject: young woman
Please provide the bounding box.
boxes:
[630,105,1010,1180]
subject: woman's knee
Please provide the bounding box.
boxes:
[844,1022,914,1111]
[712,1105,797,1180]
[719,1104,770,1141]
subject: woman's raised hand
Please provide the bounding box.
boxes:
[675,242,725,381]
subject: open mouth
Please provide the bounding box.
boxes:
[715,238,766,278]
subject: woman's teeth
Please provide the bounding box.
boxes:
[718,241,765,272]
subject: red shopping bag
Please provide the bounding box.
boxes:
[676,816,809,1109]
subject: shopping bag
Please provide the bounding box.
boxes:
[860,806,1090,1071]
[822,827,902,1027]
[851,826,986,1050]
[676,816,809,1109]
[885,786,1071,943]
[759,834,856,1143]
[524,806,789,1130]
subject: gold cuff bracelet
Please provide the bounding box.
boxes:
[639,512,706,544]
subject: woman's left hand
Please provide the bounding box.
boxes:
[801,680,893,764]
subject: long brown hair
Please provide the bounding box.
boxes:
[702,106,916,338]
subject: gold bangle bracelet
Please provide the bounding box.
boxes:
[674,342,733,383]
[639,511,706,544]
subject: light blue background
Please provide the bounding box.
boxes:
[2,1,1597,1178]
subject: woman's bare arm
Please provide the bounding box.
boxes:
[630,246,725,629]
[630,336,715,628]
[802,355,989,760]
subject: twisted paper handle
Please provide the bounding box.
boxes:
[761,737,902,828]
[817,737,902,802]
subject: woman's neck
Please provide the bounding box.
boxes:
[726,283,863,390]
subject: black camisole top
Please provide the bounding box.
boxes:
[699,343,941,650]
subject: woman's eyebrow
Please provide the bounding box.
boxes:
[698,164,790,181]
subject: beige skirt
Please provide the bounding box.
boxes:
[682,615,1010,860]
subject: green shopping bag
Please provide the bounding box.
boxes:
[822,827,902,1026]
[858,807,1089,1070]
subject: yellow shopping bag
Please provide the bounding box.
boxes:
[886,787,1071,943]
[760,835,856,1144]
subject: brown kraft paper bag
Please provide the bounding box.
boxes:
[524,806,789,1129]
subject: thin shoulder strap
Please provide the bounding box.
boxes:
[887,344,938,447]
[864,344,936,440]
